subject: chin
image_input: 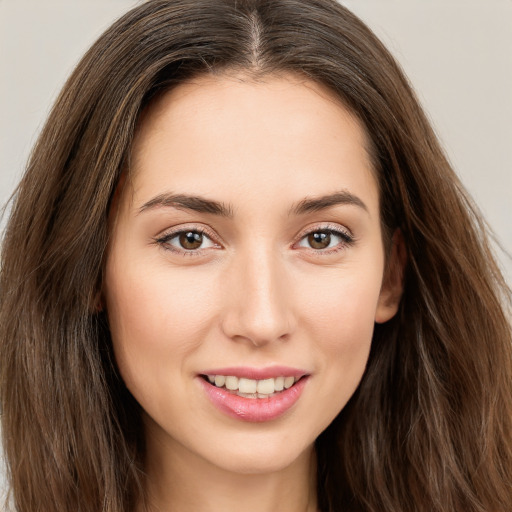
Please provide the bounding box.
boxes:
[197,428,316,475]
[214,449,312,476]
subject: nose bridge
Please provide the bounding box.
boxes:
[221,242,294,346]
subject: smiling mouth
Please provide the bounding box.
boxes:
[200,374,304,399]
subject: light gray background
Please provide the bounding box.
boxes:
[1,0,511,497]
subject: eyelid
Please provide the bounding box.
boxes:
[295,222,354,240]
[293,222,355,252]
[153,223,223,254]
[152,222,354,256]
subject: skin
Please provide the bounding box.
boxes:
[103,73,404,512]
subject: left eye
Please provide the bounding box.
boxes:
[160,230,216,251]
[297,229,351,250]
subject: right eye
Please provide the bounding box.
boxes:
[155,227,219,254]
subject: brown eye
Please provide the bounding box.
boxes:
[307,231,331,249]
[297,227,354,253]
[179,231,204,250]
[156,228,217,253]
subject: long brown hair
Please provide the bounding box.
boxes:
[1,1,511,511]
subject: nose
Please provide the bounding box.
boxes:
[220,246,296,347]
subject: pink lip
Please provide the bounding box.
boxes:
[198,374,309,422]
[200,365,308,380]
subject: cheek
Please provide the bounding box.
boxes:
[297,267,382,414]
[315,280,379,347]
[104,258,217,398]
[300,261,382,345]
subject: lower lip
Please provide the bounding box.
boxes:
[198,376,308,422]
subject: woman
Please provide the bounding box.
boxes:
[1,1,511,511]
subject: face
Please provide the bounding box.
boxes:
[104,73,402,476]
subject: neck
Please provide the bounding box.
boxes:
[140,420,318,512]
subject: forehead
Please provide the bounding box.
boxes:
[124,73,378,216]
[132,72,372,163]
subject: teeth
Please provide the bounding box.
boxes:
[256,378,274,394]
[238,378,257,394]
[284,376,295,389]
[225,376,239,390]
[214,375,226,387]
[207,374,300,397]
[238,392,258,399]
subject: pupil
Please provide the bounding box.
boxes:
[180,231,203,249]
[309,231,330,249]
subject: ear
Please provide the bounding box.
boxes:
[375,229,407,324]
[90,289,105,314]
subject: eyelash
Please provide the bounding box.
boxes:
[153,226,219,256]
[153,223,355,256]
[294,224,355,254]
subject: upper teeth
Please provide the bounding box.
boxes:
[207,375,297,395]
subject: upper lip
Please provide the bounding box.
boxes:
[199,365,309,380]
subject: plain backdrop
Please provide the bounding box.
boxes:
[1,0,511,497]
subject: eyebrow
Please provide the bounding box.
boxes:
[138,193,233,217]
[290,190,369,215]
[138,189,368,218]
